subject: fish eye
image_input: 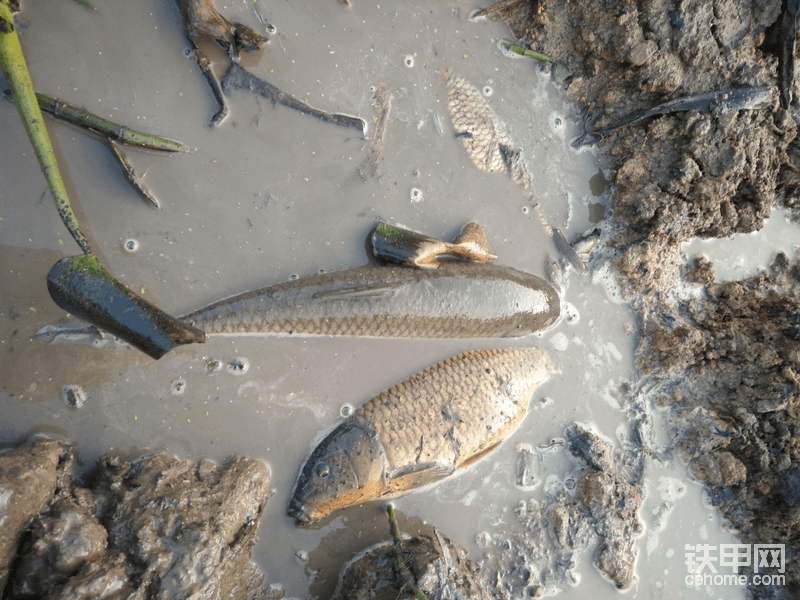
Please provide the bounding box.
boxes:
[314,463,330,479]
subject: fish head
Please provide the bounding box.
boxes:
[288,422,385,526]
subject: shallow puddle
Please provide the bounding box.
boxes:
[0,2,766,599]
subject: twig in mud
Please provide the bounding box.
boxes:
[470,0,525,20]
[176,0,269,126]
[2,89,193,152]
[108,140,160,208]
[777,0,800,109]
[573,86,773,147]
[386,505,430,600]
[359,83,390,178]
[221,63,366,133]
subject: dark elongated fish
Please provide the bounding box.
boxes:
[181,262,560,338]
[288,348,552,525]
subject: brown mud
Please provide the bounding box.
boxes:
[497,0,800,597]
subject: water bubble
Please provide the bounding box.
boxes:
[206,359,223,375]
[522,206,529,214]
[266,23,277,34]
[295,550,309,564]
[340,404,353,417]
[227,358,250,375]
[289,274,299,281]
[483,85,493,97]
[369,85,376,92]
[554,117,563,127]
[62,385,86,408]
[404,55,414,68]
[171,379,187,395]
[410,187,423,203]
[563,302,580,325]
[183,48,193,58]
[122,238,139,254]
[565,478,575,490]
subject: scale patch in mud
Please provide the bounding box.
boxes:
[447,75,532,191]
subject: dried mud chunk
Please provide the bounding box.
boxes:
[689,449,747,488]
[627,40,656,66]
[686,254,716,285]
[12,497,109,598]
[330,528,490,600]
[546,504,571,548]
[0,437,69,593]
[565,423,614,472]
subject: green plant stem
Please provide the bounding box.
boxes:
[0,0,91,254]
[32,91,193,152]
[386,505,430,600]
[501,41,554,63]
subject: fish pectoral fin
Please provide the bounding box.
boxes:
[312,281,403,300]
[457,440,502,470]
[385,463,451,493]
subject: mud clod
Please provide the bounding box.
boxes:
[330,528,490,600]
[0,439,279,600]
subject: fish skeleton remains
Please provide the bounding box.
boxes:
[287,348,552,525]
[181,262,560,338]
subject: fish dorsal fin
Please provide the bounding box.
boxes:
[450,222,497,263]
[312,280,403,300]
[384,463,451,494]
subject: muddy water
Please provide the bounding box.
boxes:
[0,2,749,599]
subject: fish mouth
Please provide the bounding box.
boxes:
[287,497,317,526]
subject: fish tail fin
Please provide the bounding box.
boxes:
[450,222,497,263]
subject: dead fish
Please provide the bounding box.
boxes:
[371,222,497,269]
[574,87,773,147]
[181,261,559,338]
[287,348,552,525]
[447,75,532,191]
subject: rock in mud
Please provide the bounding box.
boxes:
[330,527,490,600]
[1,440,279,600]
[0,436,71,594]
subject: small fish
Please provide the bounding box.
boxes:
[371,222,497,269]
[182,261,560,338]
[287,348,552,525]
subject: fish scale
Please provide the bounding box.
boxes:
[355,349,544,473]
[288,348,552,525]
[447,75,533,192]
